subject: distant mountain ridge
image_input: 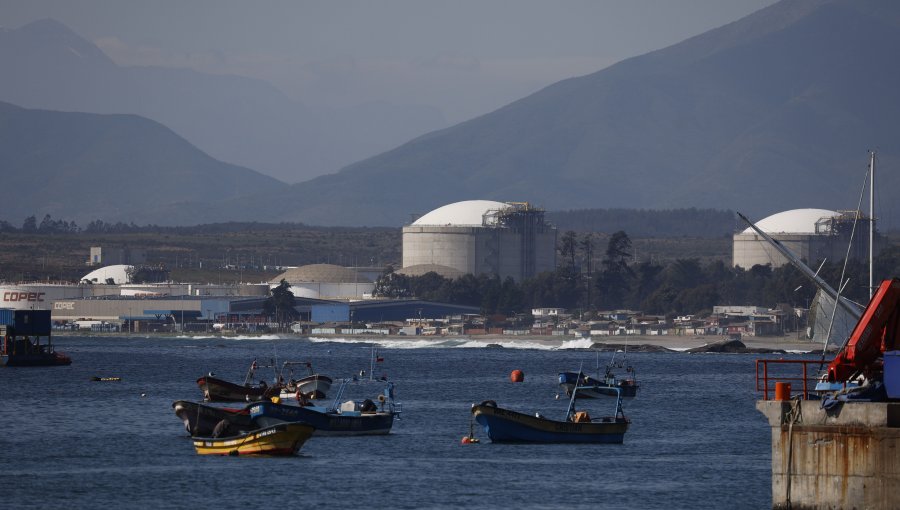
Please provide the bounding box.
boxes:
[0,18,446,184]
[207,0,899,228]
[0,101,283,225]
[4,1,900,229]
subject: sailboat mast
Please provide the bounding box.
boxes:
[869,150,875,298]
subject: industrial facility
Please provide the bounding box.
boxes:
[733,208,879,269]
[270,263,375,299]
[402,200,557,282]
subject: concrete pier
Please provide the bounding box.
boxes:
[757,400,900,509]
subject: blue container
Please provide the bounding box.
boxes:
[13,310,51,336]
[884,351,900,399]
[0,309,14,326]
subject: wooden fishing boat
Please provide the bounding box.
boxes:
[471,387,629,444]
[252,380,400,436]
[277,361,332,400]
[192,422,315,456]
[172,400,253,436]
[197,359,283,402]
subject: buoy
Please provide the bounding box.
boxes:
[510,369,525,383]
[461,436,480,445]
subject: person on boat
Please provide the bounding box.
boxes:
[258,379,268,390]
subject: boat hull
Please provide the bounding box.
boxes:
[197,376,280,402]
[172,400,253,436]
[279,374,333,401]
[471,403,628,444]
[249,401,395,436]
[192,422,314,456]
[558,371,638,399]
[2,351,71,367]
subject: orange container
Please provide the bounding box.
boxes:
[774,382,791,401]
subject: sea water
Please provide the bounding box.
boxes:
[0,335,782,509]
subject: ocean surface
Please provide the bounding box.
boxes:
[1,334,794,509]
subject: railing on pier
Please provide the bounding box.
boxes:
[755,359,827,400]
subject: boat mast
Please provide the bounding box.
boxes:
[869,150,875,298]
[737,212,860,320]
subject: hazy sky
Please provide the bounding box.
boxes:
[0,0,778,123]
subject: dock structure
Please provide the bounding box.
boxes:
[757,399,900,509]
[0,309,70,366]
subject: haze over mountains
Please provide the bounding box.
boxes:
[1,0,899,229]
[0,18,445,184]
[0,101,282,224]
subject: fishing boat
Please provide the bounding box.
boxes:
[471,386,629,444]
[172,400,254,436]
[277,361,333,401]
[558,351,639,399]
[191,422,315,456]
[1,310,71,367]
[197,359,283,402]
[558,368,638,399]
[252,380,400,436]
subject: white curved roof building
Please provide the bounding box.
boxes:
[82,264,133,284]
[733,209,877,269]
[413,200,511,226]
[741,209,839,234]
[271,263,373,299]
[403,200,556,281]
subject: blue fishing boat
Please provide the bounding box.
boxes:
[471,386,629,444]
[249,380,400,436]
[558,351,639,399]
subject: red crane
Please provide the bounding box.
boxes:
[827,278,900,383]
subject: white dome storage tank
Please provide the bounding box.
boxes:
[402,200,557,281]
[270,264,374,299]
[733,208,878,269]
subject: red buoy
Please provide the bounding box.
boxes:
[510,369,525,383]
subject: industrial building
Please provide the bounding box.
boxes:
[402,200,557,282]
[733,208,879,269]
[270,264,374,299]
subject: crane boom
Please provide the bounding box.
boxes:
[827,278,900,383]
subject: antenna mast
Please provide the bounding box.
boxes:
[869,150,875,298]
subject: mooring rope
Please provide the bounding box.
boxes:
[784,398,802,509]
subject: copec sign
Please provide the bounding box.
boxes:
[3,291,45,303]
[0,285,94,311]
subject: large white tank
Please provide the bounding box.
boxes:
[733,209,877,268]
[402,200,557,281]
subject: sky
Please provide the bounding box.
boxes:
[0,0,778,124]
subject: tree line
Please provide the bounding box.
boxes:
[374,230,899,318]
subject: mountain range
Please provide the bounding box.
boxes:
[0,100,282,225]
[251,0,900,227]
[0,18,445,184]
[2,0,899,229]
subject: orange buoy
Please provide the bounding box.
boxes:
[510,369,524,383]
[774,381,791,401]
[461,436,479,445]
